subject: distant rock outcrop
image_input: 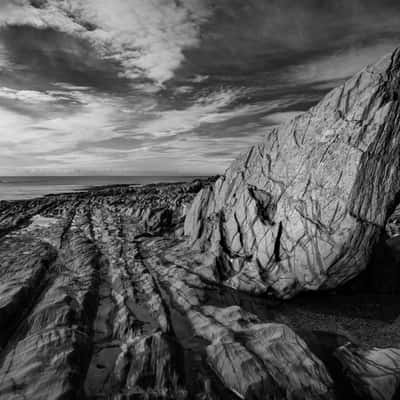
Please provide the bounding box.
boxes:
[185,49,400,299]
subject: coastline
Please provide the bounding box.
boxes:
[0,176,398,345]
[0,175,215,202]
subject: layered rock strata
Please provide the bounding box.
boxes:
[0,179,399,399]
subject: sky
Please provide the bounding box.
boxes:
[0,1,400,176]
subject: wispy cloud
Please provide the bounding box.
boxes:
[135,89,242,138]
[0,90,124,154]
[287,41,400,86]
[0,87,58,103]
[133,90,299,139]
[0,0,211,85]
[1,1,400,175]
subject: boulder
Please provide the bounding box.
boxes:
[335,344,400,400]
[189,306,335,399]
[185,48,400,298]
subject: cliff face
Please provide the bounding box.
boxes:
[185,49,400,299]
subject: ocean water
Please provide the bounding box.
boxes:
[0,176,204,201]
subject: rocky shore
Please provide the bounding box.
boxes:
[1,49,400,399]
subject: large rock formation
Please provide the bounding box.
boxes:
[185,48,400,299]
[0,179,399,399]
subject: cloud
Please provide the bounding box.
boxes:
[0,42,10,70]
[135,90,297,138]
[0,0,212,85]
[1,1,400,176]
[0,90,125,155]
[287,41,400,86]
[0,87,57,103]
[135,89,242,137]
[0,83,271,174]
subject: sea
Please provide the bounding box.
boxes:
[0,176,205,201]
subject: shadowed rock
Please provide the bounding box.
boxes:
[335,344,400,400]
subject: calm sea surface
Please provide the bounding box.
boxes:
[0,176,205,201]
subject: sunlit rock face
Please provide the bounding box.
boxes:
[185,49,400,299]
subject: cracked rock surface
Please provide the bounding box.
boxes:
[0,178,400,399]
[185,48,400,299]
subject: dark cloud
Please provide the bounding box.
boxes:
[30,0,47,9]
[0,26,130,92]
[174,0,400,97]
